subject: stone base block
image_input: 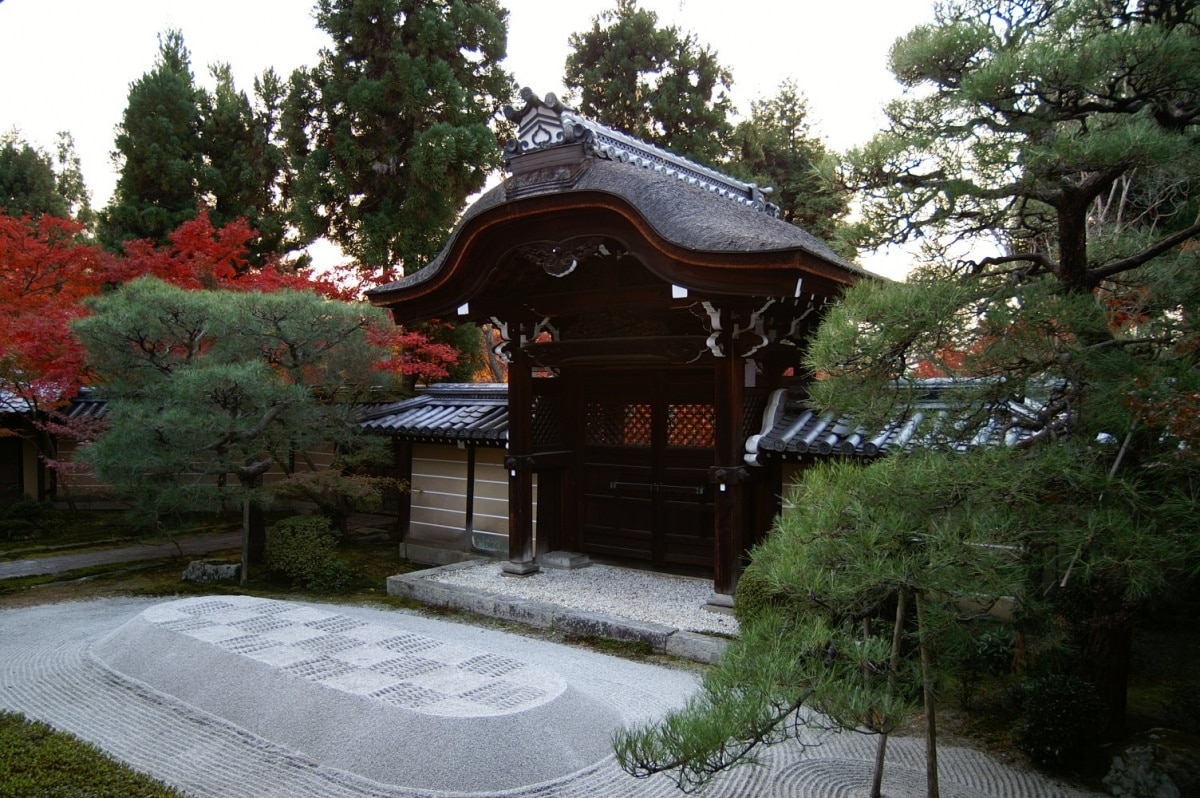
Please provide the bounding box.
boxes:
[540,551,591,570]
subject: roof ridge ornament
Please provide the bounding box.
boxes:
[502,87,779,217]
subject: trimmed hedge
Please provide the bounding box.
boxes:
[264,515,355,592]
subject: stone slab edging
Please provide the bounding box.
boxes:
[386,562,729,665]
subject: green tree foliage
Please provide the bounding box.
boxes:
[100,31,291,263]
[281,0,512,272]
[199,65,292,263]
[0,130,92,223]
[844,0,1200,292]
[564,0,734,167]
[617,449,1061,797]
[99,31,206,249]
[615,2,1200,792]
[73,278,397,565]
[727,81,849,248]
[818,0,1200,738]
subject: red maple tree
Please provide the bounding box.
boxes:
[0,208,458,486]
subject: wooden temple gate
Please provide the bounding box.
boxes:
[368,90,867,601]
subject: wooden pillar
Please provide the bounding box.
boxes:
[504,334,538,576]
[710,320,747,603]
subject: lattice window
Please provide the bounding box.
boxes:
[585,402,619,445]
[622,403,653,445]
[531,394,563,447]
[668,404,715,448]
[585,402,652,446]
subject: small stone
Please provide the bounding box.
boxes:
[182,560,241,584]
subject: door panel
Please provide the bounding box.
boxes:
[577,370,714,569]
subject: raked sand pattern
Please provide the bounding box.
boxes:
[137,597,565,717]
[0,597,1102,797]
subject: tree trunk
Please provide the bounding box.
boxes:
[916,592,940,798]
[1079,583,1135,739]
[238,476,267,585]
[240,497,250,586]
[1056,197,1095,293]
[483,324,505,382]
[247,499,266,564]
[871,586,909,798]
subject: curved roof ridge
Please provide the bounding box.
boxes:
[503,87,778,216]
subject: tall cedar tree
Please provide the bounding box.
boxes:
[100,31,291,265]
[0,131,92,223]
[564,0,733,167]
[281,0,512,273]
[613,2,1200,793]
[727,81,850,250]
[99,31,206,249]
[200,65,293,264]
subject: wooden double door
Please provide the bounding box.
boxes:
[575,369,716,570]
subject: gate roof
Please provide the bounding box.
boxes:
[367,90,871,323]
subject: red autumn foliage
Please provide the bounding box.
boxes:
[1097,283,1151,333]
[912,346,967,379]
[368,322,459,383]
[1127,380,1200,462]
[0,208,458,413]
[0,213,105,410]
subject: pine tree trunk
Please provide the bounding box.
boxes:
[240,497,250,586]
[871,586,909,798]
[916,592,940,798]
[1080,582,1135,739]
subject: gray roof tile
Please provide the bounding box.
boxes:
[360,384,508,445]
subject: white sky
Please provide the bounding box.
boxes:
[0,0,936,277]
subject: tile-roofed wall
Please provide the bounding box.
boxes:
[744,385,1049,464]
[359,384,508,446]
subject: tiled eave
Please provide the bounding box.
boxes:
[359,384,508,447]
[744,387,1047,464]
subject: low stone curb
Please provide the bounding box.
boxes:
[387,562,729,665]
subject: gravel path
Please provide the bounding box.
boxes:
[427,562,740,636]
[0,531,242,579]
[0,597,1102,798]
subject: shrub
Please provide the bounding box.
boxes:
[0,518,36,541]
[304,558,358,593]
[264,515,354,591]
[1012,674,1107,766]
[734,561,778,625]
[2,499,51,525]
[1162,682,1200,735]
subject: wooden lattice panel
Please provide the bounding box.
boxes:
[667,403,715,448]
[585,402,652,446]
[531,395,563,447]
